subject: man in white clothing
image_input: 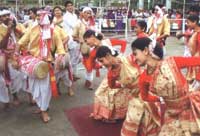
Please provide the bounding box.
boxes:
[63,0,81,81]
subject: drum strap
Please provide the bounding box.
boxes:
[39,28,54,59]
[48,63,58,98]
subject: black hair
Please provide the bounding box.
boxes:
[131,37,163,59]
[153,42,163,59]
[29,7,38,15]
[65,1,73,7]
[131,37,151,51]
[187,14,199,25]
[52,6,63,17]
[83,29,103,41]
[96,46,118,58]
[53,6,63,13]
[137,20,147,32]
[189,5,199,14]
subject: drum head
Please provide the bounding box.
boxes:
[34,61,49,79]
[81,43,90,56]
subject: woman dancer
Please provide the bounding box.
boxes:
[92,45,140,123]
[131,37,200,135]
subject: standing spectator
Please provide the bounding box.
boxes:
[63,0,81,81]
[115,9,123,33]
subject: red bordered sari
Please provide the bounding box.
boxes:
[92,55,140,121]
[139,57,200,136]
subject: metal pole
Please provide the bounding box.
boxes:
[73,0,76,6]
[99,0,102,7]
[125,0,130,40]
[15,0,18,16]
[182,0,185,33]
[148,0,150,10]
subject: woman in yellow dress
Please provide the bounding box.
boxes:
[131,37,200,135]
[92,45,140,123]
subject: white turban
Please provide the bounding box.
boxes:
[37,10,51,40]
[82,7,93,13]
[0,9,11,16]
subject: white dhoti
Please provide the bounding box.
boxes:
[0,74,9,103]
[29,74,51,111]
[55,69,72,87]
[68,37,82,75]
[9,64,27,94]
[85,71,93,82]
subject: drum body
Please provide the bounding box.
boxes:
[55,53,70,70]
[20,56,49,79]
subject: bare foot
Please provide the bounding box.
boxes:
[12,99,20,106]
[41,111,51,123]
[67,88,74,96]
[89,113,94,118]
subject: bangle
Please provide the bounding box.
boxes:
[160,97,165,104]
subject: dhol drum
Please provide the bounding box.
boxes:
[55,53,70,70]
[20,55,49,79]
[80,43,90,56]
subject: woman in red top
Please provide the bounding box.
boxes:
[93,46,140,123]
[83,29,110,89]
[131,37,200,135]
[135,20,148,38]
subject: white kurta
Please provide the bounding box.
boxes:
[63,11,78,36]
[63,12,81,75]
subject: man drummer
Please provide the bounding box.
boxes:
[0,9,10,109]
[17,9,65,123]
[0,9,26,108]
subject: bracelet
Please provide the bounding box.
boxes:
[159,97,165,104]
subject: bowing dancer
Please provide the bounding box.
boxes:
[83,29,113,87]
[92,45,140,123]
[17,9,65,123]
[131,37,200,136]
[121,39,163,136]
